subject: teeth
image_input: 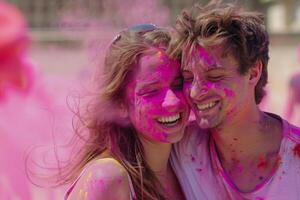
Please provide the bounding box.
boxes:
[197,101,217,110]
[157,113,180,123]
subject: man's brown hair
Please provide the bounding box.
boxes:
[169,0,269,104]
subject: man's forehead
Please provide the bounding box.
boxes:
[182,45,234,70]
[183,47,218,70]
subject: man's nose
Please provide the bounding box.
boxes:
[190,79,208,99]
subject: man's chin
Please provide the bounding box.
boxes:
[196,118,211,129]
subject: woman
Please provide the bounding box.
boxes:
[63,24,190,199]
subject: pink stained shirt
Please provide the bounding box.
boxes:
[171,113,300,200]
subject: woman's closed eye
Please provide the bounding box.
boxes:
[137,87,159,96]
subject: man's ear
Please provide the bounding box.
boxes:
[249,60,263,85]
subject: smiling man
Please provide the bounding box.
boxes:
[169,1,300,200]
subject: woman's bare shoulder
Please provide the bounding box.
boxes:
[66,158,131,200]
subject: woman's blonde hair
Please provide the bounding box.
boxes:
[60,25,172,200]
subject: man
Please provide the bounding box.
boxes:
[169,1,300,200]
[285,44,300,125]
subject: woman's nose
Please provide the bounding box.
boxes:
[162,89,181,109]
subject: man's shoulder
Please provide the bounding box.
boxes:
[269,113,300,143]
[286,122,300,144]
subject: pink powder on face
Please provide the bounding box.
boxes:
[162,89,181,108]
[293,144,300,158]
[185,45,249,130]
[126,51,189,143]
[223,88,235,98]
[196,47,216,67]
[203,81,217,91]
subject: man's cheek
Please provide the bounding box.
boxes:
[183,83,191,97]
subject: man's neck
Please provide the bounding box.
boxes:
[210,109,283,192]
[211,109,282,165]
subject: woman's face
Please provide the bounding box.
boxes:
[125,50,190,143]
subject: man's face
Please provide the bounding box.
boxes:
[182,46,252,129]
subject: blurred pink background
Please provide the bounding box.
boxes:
[1,0,300,199]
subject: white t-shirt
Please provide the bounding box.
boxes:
[171,114,300,200]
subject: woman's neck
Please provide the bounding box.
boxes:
[139,137,172,174]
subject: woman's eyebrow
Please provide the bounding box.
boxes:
[136,80,159,90]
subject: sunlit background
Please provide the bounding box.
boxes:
[7,0,300,116]
[2,0,300,199]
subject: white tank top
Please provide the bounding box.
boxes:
[64,158,137,200]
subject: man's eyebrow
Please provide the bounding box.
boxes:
[206,66,226,71]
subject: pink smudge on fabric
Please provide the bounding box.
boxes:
[257,156,269,169]
[293,144,300,158]
[191,155,196,162]
[196,168,203,172]
[255,197,265,200]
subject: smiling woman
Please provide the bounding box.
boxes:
[126,49,188,143]
[60,24,189,200]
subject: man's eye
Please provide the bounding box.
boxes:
[183,76,193,82]
[207,75,223,81]
[182,73,194,82]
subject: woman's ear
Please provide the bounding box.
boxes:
[249,60,263,85]
[119,102,129,119]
